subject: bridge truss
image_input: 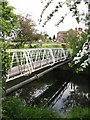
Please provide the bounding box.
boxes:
[6,48,71,81]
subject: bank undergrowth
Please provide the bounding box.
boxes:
[2,96,90,119]
[2,97,61,119]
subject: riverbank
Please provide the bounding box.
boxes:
[4,66,90,119]
[2,96,90,119]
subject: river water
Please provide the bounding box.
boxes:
[9,67,90,116]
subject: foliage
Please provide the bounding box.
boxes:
[0,0,19,95]
[2,96,90,119]
[39,0,89,73]
[33,33,45,42]
[1,41,10,84]
[2,97,61,119]
[8,43,23,49]
[31,43,62,48]
[16,14,45,46]
[44,33,49,39]
[53,35,55,40]
[39,0,88,27]
[66,28,87,56]
[73,40,89,73]
[16,14,35,46]
[8,43,63,49]
[0,0,19,38]
[68,107,90,118]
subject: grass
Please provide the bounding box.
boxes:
[8,43,64,49]
[24,43,62,48]
[2,97,62,120]
[6,42,73,56]
[68,107,90,118]
[2,96,90,119]
[42,43,62,48]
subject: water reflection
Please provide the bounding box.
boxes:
[9,68,90,116]
[11,71,57,104]
[51,80,90,116]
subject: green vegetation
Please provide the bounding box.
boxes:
[1,0,19,38]
[15,14,45,47]
[27,43,62,48]
[39,0,89,74]
[42,43,62,48]
[2,97,61,119]
[1,0,89,119]
[68,107,90,118]
[66,29,87,56]
[39,0,87,27]
[2,97,90,119]
[66,29,88,73]
[1,0,19,96]
[7,43,71,49]
[7,43,62,49]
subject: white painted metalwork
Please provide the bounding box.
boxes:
[6,48,71,81]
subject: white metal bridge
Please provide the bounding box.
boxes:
[6,48,72,82]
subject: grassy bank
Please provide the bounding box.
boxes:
[68,107,90,118]
[8,43,63,49]
[2,97,61,119]
[2,96,90,119]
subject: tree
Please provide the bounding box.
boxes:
[53,35,55,40]
[49,37,52,40]
[0,0,19,96]
[16,14,36,46]
[44,33,49,39]
[39,0,89,73]
[66,28,87,56]
[1,0,18,40]
[39,0,88,26]
[33,33,45,42]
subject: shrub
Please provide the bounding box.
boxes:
[2,97,25,119]
[2,97,61,119]
[2,97,90,119]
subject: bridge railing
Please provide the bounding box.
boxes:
[6,48,71,81]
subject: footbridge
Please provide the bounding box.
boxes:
[6,48,72,82]
[6,48,72,95]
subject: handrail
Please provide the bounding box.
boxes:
[6,48,72,81]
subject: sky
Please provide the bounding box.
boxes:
[8,0,88,38]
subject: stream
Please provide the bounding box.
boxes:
[8,67,90,116]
